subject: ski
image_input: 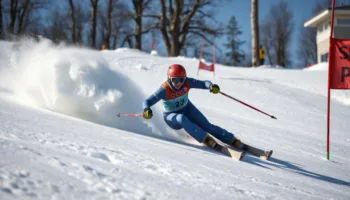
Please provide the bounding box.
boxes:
[246,145,272,160]
[203,135,245,160]
[220,145,246,160]
[230,144,273,160]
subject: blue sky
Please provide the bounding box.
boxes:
[215,0,322,67]
[50,0,323,67]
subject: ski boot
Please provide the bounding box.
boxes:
[231,138,249,151]
[202,134,245,160]
[203,134,221,151]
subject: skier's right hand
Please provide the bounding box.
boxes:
[143,108,153,119]
[209,84,220,94]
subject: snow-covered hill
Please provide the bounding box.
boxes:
[0,39,349,200]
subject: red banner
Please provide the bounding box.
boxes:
[329,38,350,89]
[198,61,215,72]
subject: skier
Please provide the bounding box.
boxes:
[259,45,265,65]
[142,64,247,152]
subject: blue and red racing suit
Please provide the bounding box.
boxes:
[143,77,235,144]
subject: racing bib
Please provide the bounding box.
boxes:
[161,81,190,112]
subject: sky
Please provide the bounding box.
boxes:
[0,38,350,199]
[215,0,323,68]
[49,0,322,68]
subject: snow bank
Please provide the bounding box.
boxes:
[258,65,284,69]
[0,39,171,138]
[150,50,158,56]
[304,62,328,71]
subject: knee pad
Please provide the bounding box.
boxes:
[176,114,186,124]
[164,114,183,130]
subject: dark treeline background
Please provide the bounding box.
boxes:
[0,0,349,68]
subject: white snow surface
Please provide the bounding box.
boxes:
[304,62,329,71]
[0,39,349,200]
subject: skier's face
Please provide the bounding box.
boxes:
[170,77,186,89]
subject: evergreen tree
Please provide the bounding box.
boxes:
[224,16,245,66]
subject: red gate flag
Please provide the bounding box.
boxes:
[329,38,350,89]
[197,40,216,77]
[198,61,215,72]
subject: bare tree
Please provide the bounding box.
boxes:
[75,1,89,45]
[181,35,206,58]
[97,0,114,49]
[104,0,113,49]
[90,0,99,48]
[119,0,154,50]
[260,1,293,67]
[68,0,76,43]
[260,21,275,65]
[297,25,317,67]
[251,0,259,67]
[131,0,153,50]
[111,19,122,48]
[296,0,339,67]
[8,0,18,35]
[6,0,47,37]
[17,0,30,34]
[149,0,224,57]
[97,0,130,49]
[44,8,69,43]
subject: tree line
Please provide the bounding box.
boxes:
[0,0,348,68]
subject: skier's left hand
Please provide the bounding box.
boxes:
[143,108,153,119]
[209,84,220,94]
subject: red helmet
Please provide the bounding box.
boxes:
[167,64,186,78]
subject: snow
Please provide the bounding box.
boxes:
[257,64,284,69]
[0,38,349,200]
[150,50,159,56]
[304,62,329,71]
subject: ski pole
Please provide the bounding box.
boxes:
[220,91,277,119]
[117,113,143,117]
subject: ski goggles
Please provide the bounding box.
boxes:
[170,77,186,84]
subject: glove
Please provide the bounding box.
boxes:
[143,108,153,119]
[209,84,220,94]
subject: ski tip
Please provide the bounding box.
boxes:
[267,150,273,160]
[271,116,277,119]
[117,113,120,117]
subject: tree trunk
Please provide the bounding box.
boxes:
[169,0,183,56]
[9,0,18,35]
[132,0,143,50]
[69,0,76,43]
[112,21,119,49]
[159,0,208,57]
[159,0,171,55]
[105,0,113,49]
[112,34,117,49]
[251,0,259,67]
[75,3,86,45]
[90,0,98,48]
[0,0,3,39]
[18,0,30,34]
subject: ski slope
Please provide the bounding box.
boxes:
[0,38,349,200]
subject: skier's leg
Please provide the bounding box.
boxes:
[164,113,242,153]
[164,113,207,143]
[184,101,235,144]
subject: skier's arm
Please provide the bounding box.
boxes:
[142,87,166,110]
[187,77,220,94]
[186,77,212,89]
